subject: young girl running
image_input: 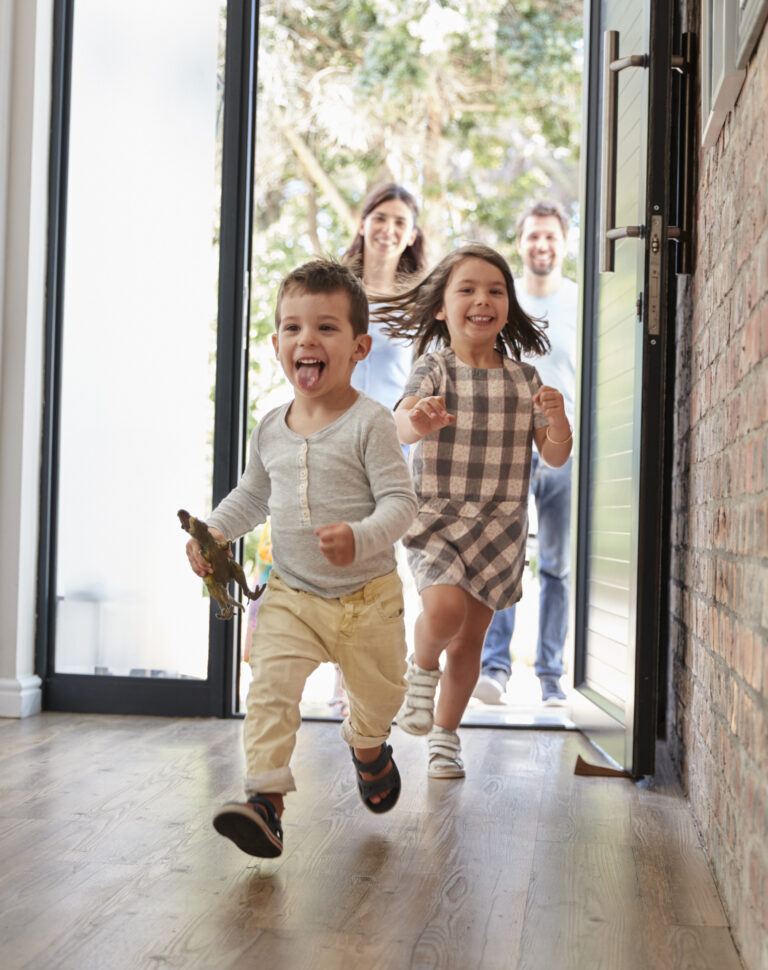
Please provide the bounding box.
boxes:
[382,244,573,778]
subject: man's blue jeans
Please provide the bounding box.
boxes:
[482,455,572,678]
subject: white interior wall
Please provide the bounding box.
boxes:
[0,0,53,716]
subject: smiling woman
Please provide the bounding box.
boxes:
[343,183,428,411]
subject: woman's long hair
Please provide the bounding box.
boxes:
[379,244,550,360]
[342,183,428,282]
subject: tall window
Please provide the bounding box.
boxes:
[54,1,225,680]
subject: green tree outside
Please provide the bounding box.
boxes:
[247,0,583,419]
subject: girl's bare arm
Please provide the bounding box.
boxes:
[533,386,573,467]
[533,424,572,467]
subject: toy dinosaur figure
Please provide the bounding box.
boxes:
[178,509,264,620]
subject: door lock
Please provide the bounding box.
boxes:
[647,214,662,336]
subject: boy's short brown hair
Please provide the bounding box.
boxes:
[274,259,369,336]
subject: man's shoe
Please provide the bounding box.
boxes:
[472,668,508,705]
[539,675,567,707]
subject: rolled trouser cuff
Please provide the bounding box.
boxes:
[245,765,296,797]
[340,717,391,750]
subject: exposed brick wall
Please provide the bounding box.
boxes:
[667,10,768,970]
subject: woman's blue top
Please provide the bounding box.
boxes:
[350,304,412,411]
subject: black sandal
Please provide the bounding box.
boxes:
[350,742,401,814]
[212,794,284,857]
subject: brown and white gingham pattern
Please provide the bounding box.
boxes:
[401,348,549,610]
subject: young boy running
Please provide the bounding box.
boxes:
[185,259,417,858]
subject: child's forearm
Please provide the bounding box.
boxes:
[394,406,423,445]
[352,488,418,561]
[538,423,573,467]
[532,387,572,466]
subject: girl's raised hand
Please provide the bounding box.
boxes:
[533,386,570,438]
[408,396,456,437]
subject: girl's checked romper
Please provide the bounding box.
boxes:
[401,346,549,611]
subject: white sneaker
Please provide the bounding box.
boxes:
[472,670,507,705]
[428,727,465,779]
[397,658,441,735]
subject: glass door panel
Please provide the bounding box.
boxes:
[54,0,224,681]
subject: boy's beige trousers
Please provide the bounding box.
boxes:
[243,570,407,796]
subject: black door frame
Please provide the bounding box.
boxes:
[36,0,259,717]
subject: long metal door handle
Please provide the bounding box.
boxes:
[599,31,649,274]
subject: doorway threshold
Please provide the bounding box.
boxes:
[298,661,576,730]
[300,703,575,730]
[458,706,575,730]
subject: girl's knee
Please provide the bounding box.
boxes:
[421,602,464,641]
[421,586,473,639]
[443,634,485,665]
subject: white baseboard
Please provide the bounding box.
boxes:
[0,675,43,718]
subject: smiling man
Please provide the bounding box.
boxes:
[473,201,578,707]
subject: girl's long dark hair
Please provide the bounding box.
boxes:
[378,244,550,360]
[342,183,428,281]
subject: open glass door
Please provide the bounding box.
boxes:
[38,0,257,716]
[571,0,679,774]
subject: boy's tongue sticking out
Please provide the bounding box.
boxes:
[296,359,323,389]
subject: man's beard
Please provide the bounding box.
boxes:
[528,261,554,276]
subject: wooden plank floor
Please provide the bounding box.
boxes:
[0,713,743,970]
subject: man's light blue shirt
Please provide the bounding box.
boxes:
[517,277,578,423]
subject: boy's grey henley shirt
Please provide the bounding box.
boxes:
[207,392,417,599]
